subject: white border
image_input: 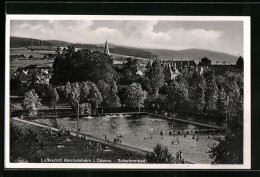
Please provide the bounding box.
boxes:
[5,15,251,169]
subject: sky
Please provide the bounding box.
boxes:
[10,20,244,56]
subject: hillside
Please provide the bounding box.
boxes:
[10,36,238,62]
[142,48,238,62]
[10,37,53,48]
[46,40,71,47]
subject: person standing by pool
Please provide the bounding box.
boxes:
[179,150,182,159]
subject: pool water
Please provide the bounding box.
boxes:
[31,114,220,164]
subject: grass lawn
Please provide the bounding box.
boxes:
[11,119,146,163]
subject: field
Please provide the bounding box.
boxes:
[10,48,55,70]
[10,48,151,70]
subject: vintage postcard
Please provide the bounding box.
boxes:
[5,15,251,169]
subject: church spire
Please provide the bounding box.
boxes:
[104,38,110,56]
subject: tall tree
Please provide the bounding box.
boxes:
[205,74,219,113]
[97,80,121,108]
[55,45,61,55]
[145,59,165,96]
[118,58,141,85]
[50,88,59,110]
[81,81,103,109]
[167,79,189,109]
[189,73,206,114]
[236,56,244,69]
[64,81,72,99]
[125,83,147,111]
[65,81,102,114]
[22,89,42,116]
[216,88,227,116]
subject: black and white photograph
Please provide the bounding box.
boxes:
[5,15,251,169]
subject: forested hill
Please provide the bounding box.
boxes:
[10,36,238,62]
[46,40,71,47]
[142,48,238,62]
[10,37,53,48]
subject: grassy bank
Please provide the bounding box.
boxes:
[11,119,146,163]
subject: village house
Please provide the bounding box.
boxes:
[17,65,52,85]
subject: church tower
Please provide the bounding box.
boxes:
[104,39,110,56]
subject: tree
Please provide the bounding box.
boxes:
[65,81,102,114]
[10,76,22,95]
[146,144,174,163]
[125,83,147,111]
[189,73,206,114]
[117,85,128,107]
[97,80,121,108]
[68,82,81,109]
[109,81,122,108]
[145,59,165,96]
[22,89,42,116]
[80,81,103,109]
[51,46,116,85]
[29,55,33,60]
[144,94,167,110]
[205,74,219,113]
[10,103,16,116]
[20,54,25,58]
[50,88,59,110]
[209,94,243,164]
[64,81,72,99]
[118,57,141,85]
[209,74,243,164]
[167,79,189,109]
[199,57,211,68]
[34,84,57,103]
[97,80,110,105]
[55,45,61,55]
[216,88,227,116]
[236,56,244,69]
[226,80,242,117]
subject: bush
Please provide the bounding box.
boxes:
[146,144,174,163]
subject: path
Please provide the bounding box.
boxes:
[146,113,226,130]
